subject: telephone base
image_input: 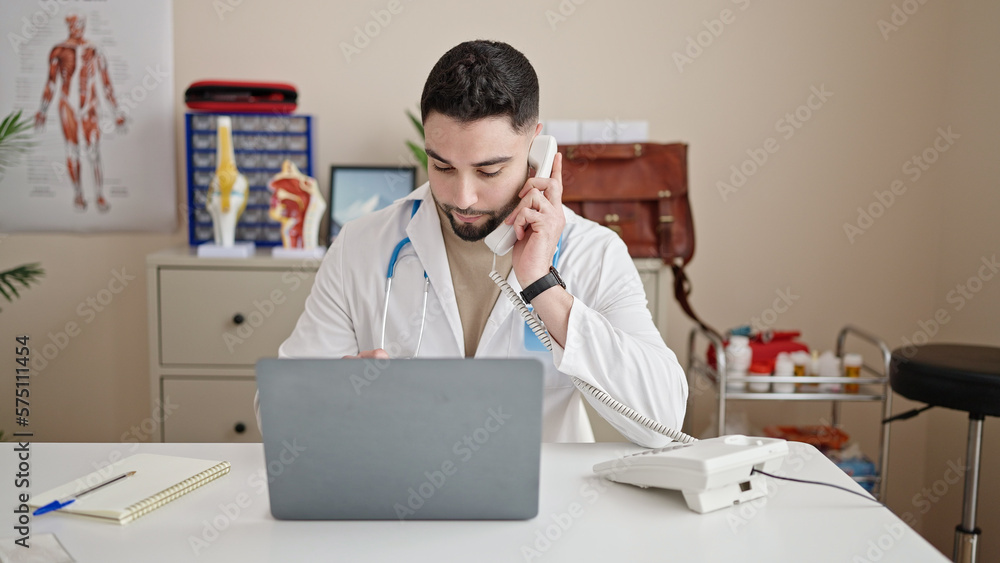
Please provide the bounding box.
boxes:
[681,473,770,513]
[592,435,789,514]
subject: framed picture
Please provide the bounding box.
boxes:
[329,166,417,240]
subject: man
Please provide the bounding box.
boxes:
[35,14,126,212]
[277,40,687,447]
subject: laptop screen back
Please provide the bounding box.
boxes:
[256,358,544,520]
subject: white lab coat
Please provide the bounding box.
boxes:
[275,183,688,447]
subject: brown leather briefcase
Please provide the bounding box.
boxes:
[559,142,717,337]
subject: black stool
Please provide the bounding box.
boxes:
[890,344,1000,563]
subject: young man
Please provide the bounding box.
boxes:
[276,40,687,447]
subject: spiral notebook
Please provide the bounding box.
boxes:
[29,453,231,525]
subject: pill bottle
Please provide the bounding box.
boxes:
[724,335,752,391]
[844,353,863,394]
[725,335,752,371]
[806,350,822,391]
[747,361,772,393]
[792,350,812,391]
[818,351,842,393]
[772,353,796,393]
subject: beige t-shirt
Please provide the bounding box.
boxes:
[436,205,513,357]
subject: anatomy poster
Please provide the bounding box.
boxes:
[0,0,175,232]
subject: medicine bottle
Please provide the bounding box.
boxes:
[724,335,752,391]
[747,361,772,393]
[818,351,842,393]
[772,353,795,393]
[844,353,863,394]
[792,350,812,391]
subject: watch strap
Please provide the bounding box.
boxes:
[520,266,566,304]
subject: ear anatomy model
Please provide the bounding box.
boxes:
[267,160,326,249]
[207,116,249,247]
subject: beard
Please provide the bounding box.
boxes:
[435,190,522,242]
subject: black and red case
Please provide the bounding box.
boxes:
[184,81,298,113]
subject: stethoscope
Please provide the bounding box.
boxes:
[380,199,562,357]
[380,201,430,355]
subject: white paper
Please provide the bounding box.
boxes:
[0,0,176,232]
[0,533,74,563]
[543,120,581,145]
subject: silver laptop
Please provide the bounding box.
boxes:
[255,358,544,520]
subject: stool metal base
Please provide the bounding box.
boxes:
[954,525,979,563]
[954,415,984,563]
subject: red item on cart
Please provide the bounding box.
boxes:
[708,330,810,372]
[763,425,850,452]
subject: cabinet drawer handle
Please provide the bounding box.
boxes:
[232,314,245,325]
[234,422,247,434]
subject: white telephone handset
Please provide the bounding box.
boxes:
[483,134,558,255]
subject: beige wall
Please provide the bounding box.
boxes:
[1,0,996,558]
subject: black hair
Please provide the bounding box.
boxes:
[420,40,539,132]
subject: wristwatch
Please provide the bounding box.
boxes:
[520,266,566,304]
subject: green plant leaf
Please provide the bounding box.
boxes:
[0,263,45,312]
[0,109,36,178]
[406,140,428,170]
[406,109,424,140]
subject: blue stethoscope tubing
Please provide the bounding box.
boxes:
[379,199,562,357]
[380,201,430,355]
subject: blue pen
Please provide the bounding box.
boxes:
[33,471,137,516]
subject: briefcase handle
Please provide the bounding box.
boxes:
[564,143,645,161]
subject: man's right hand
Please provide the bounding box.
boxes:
[34,111,46,130]
[342,349,390,360]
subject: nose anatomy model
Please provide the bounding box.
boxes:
[206,116,248,247]
[268,160,326,249]
[34,14,127,212]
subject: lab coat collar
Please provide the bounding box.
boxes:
[404,183,521,356]
[404,183,463,354]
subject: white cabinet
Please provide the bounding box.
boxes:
[147,247,319,442]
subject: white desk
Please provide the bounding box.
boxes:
[2,442,945,562]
